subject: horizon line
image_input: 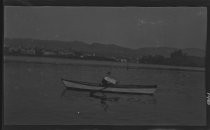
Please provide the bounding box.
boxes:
[4,37,206,51]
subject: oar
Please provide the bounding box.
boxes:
[89,83,107,96]
[99,86,108,92]
[126,62,129,70]
[60,86,67,97]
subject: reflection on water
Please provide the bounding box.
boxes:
[61,89,120,112]
[89,91,120,112]
[90,92,109,112]
[127,96,156,104]
[61,88,156,112]
[89,91,157,112]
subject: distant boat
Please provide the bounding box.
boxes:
[61,79,157,95]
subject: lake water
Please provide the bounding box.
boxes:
[4,59,206,125]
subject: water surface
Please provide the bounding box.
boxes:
[4,60,206,125]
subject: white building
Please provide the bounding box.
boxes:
[43,51,56,55]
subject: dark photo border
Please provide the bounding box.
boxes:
[2,0,209,130]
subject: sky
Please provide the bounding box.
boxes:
[4,7,207,49]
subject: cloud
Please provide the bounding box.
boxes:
[137,19,147,26]
[137,17,164,26]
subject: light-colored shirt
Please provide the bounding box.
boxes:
[207,93,210,105]
[104,76,117,84]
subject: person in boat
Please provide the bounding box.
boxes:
[101,71,118,88]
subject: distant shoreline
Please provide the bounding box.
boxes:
[4,56,205,72]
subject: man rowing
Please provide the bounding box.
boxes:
[90,71,117,99]
[101,71,118,88]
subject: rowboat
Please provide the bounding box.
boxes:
[61,79,157,95]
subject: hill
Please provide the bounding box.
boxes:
[4,38,205,58]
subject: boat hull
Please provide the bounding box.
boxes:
[61,79,157,95]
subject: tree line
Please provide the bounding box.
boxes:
[139,50,205,67]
